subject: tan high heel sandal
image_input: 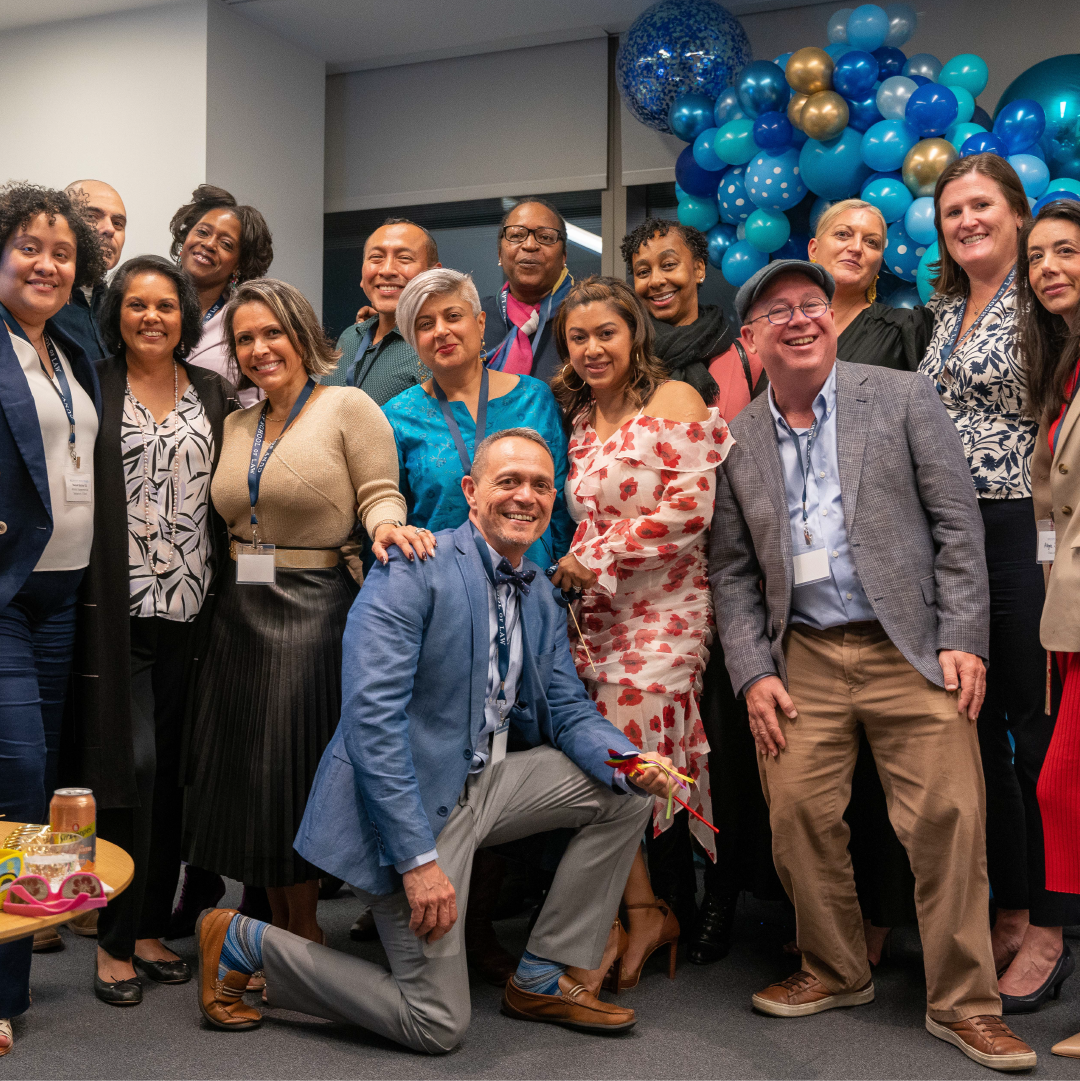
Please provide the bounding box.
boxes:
[604,900,680,992]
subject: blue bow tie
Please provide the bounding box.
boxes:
[495,558,536,596]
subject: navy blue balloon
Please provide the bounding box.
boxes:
[971,105,993,130]
[775,232,810,261]
[833,50,879,98]
[908,74,931,88]
[753,110,794,151]
[905,84,959,137]
[736,60,790,118]
[676,145,721,197]
[846,91,884,132]
[993,98,1047,154]
[706,222,738,268]
[873,45,906,80]
[1033,189,1080,214]
[960,131,1008,158]
[864,169,903,185]
[668,92,717,142]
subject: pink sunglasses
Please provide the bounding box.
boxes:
[2,872,107,918]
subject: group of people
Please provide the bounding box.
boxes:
[0,150,1078,1071]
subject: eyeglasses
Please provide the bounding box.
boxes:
[500,226,565,247]
[749,298,830,325]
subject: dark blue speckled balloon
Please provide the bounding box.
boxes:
[617,0,753,133]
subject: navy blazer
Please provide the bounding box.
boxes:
[0,314,102,610]
[294,520,641,895]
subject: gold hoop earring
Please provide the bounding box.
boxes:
[866,275,878,304]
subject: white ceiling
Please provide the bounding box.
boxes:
[0,0,836,72]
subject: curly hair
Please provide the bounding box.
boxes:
[168,184,273,284]
[98,255,202,361]
[619,217,708,272]
[550,275,670,429]
[0,181,106,290]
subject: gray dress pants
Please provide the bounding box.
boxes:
[262,744,652,1053]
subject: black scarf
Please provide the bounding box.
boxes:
[650,305,731,403]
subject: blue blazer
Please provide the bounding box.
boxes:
[0,311,102,610]
[295,520,641,895]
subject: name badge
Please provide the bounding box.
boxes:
[236,543,276,584]
[490,719,510,766]
[64,472,92,504]
[793,545,830,586]
[1037,519,1056,564]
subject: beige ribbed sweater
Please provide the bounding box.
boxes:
[212,385,405,547]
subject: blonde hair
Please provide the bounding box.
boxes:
[813,198,887,303]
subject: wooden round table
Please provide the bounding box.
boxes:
[0,823,134,944]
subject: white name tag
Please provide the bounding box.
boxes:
[236,544,276,584]
[793,545,831,586]
[64,472,92,504]
[490,720,509,766]
[1037,519,1056,564]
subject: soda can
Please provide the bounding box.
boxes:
[50,788,96,871]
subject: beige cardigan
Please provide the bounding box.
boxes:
[211,385,405,549]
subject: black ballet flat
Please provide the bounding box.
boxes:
[1000,944,1074,1014]
[94,970,143,1006]
[134,955,192,984]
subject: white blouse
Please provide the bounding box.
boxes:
[187,305,263,408]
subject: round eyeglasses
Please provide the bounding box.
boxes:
[500,226,565,247]
[749,298,831,325]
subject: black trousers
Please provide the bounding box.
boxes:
[978,497,1080,927]
[98,616,192,959]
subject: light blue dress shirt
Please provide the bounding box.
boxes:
[767,366,875,630]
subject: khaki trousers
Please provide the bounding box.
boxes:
[759,621,1000,1022]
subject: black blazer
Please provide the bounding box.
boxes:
[67,356,239,808]
[480,293,563,385]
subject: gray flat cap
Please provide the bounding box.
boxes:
[735,259,836,324]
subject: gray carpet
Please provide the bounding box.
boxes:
[10,879,1080,1079]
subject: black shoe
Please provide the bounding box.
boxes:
[134,955,192,984]
[168,865,225,939]
[94,970,143,1006]
[687,889,738,966]
[1001,944,1074,1014]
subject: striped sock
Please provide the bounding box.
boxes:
[512,950,566,996]
[218,914,267,981]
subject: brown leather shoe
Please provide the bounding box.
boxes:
[926,1014,1037,1071]
[68,910,99,937]
[196,908,261,1031]
[752,970,875,1016]
[502,973,636,1032]
[32,926,63,952]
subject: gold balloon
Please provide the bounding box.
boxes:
[799,91,849,141]
[902,138,959,197]
[785,47,834,95]
[787,92,809,131]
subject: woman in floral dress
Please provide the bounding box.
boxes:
[550,276,732,987]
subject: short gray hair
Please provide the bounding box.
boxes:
[470,427,553,481]
[396,268,481,353]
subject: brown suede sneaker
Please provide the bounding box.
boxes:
[926,1014,1037,1071]
[196,908,262,1031]
[752,970,875,1016]
[502,974,636,1032]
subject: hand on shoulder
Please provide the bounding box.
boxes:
[646,379,710,423]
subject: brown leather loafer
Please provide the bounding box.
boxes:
[196,908,262,1031]
[752,970,874,1017]
[926,1014,1037,1071]
[502,974,636,1032]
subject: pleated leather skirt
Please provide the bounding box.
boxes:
[181,564,358,887]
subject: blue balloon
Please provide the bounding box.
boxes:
[903,53,941,82]
[873,45,906,80]
[861,118,919,171]
[971,105,993,130]
[1027,142,1047,162]
[888,284,922,308]
[693,127,726,171]
[950,85,975,125]
[745,208,791,252]
[790,126,809,148]
[994,99,1047,154]
[960,131,1009,158]
[1033,189,1080,215]
[946,121,986,151]
[939,54,989,98]
[714,87,746,127]
[800,127,872,199]
[883,3,917,47]
[877,75,917,120]
[827,8,853,43]
[834,50,879,98]
[721,239,769,286]
[885,219,928,281]
[753,110,794,151]
[775,232,811,260]
[745,147,807,211]
[916,239,940,301]
[904,195,937,244]
[996,55,1080,182]
[847,4,890,52]
[809,196,838,232]
[706,222,738,268]
[905,84,958,137]
[773,51,794,71]
[1009,153,1051,197]
[676,145,721,197]
[718,165,753,224]
[908,74,931,89]
[737,60,790,118]
[715,118,757,165]
[668,92,717,142]
[675,182,686,200]
[864,169,903,185]
[846,91,885,133]
[616,0,753,133]
[678,195,720,232]
[862,174,914,222]
[824,44,852,62]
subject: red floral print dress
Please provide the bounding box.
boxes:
[565,406,733,857]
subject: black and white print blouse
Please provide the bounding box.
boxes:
[123,384,215,620]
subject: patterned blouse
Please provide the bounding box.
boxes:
[918,274,1037,499]
[123,383,215,621]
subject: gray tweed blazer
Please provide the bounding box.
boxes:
[708,360,989,694]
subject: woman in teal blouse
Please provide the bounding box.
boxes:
[384,267,573,567]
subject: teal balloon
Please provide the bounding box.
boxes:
[721,240,769,286]
[668,92,718,142]
[950,85,975,124]
[904,195,937,244]
[706,223,738,268]
[862,173,913,221]
[1044,177,1080,197]
[861,118,918,171]
[745,208,791,252]
[801,127,871,198]
[718,165,753,224]
[847,5,890,52]
[916,239,940,301]
[693,127,727,171]
[1009,153,1051,197]
[996,55,1080,181]
[885,219,927,281]
[946,121,985,152]
[939,54,989,97]
[715,118,757,165]
[678,195,720,232]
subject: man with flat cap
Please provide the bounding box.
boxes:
[708,259,1036,1070]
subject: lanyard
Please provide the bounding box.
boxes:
[433,365,489,474]
[939,268,1015,365]
[202,291,228,326]
[41,334,80,469]
[247,378,315,543]
[346,327,376,388]
[473,530,511,704]
[787,416,820,547]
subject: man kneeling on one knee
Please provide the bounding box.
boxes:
[195,427,673,1052]
[709,260,1036,1072]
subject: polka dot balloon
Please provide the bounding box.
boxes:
[718,164,754,224]
[885,218,927,281]
[744,148,806,212]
